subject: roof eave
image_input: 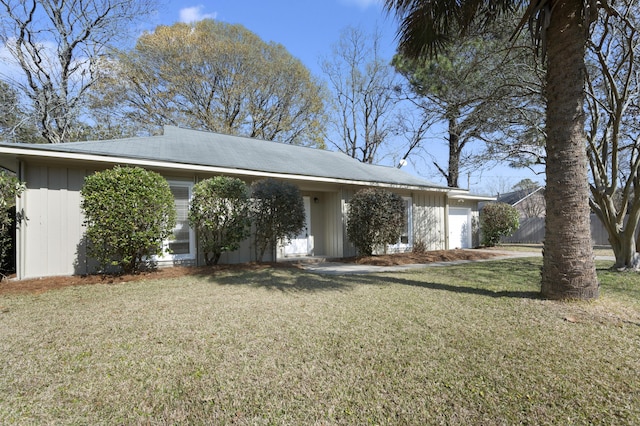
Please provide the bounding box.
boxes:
[448,189,496,202]
[0,146,449,192]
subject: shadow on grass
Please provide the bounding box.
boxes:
[364,275,540,299]
[351,258,542,299]
[209,259,542,300]
[210,268,353,293]
[442,258,544,291]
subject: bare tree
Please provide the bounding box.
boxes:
[0,79,41,143]
[320,26,399,164]
[393,107,439,169]
[587,0,640,269]
[0,0,157,143]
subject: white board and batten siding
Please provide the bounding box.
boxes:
[413,191,447,251]
[321,191,345,259]
[18,163,89,279]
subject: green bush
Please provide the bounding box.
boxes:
[188,176,251,265]
[480,202,520,247]
[251,179,305,262]
[347,188,405,256]
[0,171,25,277]
[81,166,177,274]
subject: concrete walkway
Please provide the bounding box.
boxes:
[298,250,615,275]
[298,250,543,275]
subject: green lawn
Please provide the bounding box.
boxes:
[497,243,615,258]
[1,259,638,425]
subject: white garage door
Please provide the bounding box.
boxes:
[449,208,472,249]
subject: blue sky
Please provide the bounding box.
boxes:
[154,0,398,78]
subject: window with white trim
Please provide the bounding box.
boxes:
[389,196,413,252]
[400,197,413,245]
[161,181,195,260]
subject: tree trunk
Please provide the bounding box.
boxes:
[613,236,640,270]
[593,201,640,270]
[541,0,599,300]
[204,252,223,266]
[447,117,460,188]
[610,215,640,270]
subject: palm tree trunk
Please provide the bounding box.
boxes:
[541,0,599,299]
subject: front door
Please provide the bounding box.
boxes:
[283,196,313,256]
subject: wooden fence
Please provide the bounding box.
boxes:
[501,214,613,245]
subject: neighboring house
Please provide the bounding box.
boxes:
[497,186,545,218]
[495,185,546,244]
[0,126,494,279]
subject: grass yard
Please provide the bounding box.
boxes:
[496,243,615,258]
[1,258,639,424]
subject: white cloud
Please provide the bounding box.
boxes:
[179,6,217,23]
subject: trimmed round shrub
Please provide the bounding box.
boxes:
[480,202,520,247]
[251,178,305,262]
[81,166,176,274]
[347,188,405,256]
[189,176,251,265]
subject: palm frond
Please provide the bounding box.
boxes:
[510,0,551,57]
[386,0,602,60]
[385,0,520,58]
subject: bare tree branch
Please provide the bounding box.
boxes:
[0,0,158,142]
[321,26,400,164]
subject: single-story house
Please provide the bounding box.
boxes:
[0,126,494,280]
[497,186,546,219]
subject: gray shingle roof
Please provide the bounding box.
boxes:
[2,126,448,190]
[497,186,544,205]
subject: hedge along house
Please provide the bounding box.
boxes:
[0,126,493,280]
